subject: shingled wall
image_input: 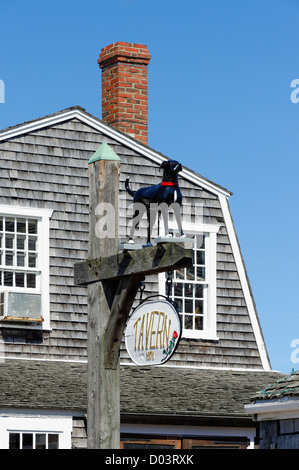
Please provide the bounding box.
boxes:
[0,115,264,369]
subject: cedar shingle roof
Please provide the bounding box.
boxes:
[0,359,285,419]
[251,370,299,401]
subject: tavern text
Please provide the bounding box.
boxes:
[133,310,172,351]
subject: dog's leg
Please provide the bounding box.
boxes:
[128,209,139,243]
[173,202,185,237]
[128,203,146,243]
[146,206,157,245]
[159,202,171,238]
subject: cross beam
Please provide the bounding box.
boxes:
[74,241,193,285]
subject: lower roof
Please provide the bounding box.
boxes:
[250,369,299,401]
[0,359,284,422]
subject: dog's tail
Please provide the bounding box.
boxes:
[125,178,136,198]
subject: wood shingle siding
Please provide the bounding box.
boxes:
[0,110,267,369]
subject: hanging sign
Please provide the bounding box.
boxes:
[125,299,181,366]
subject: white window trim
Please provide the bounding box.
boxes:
[0,410,72,449]
[159,222,220,341]
[0,205,53,330]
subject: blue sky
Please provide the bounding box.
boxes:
[0,0,298,373]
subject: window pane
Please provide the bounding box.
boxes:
[185,284,192,297]
[196,266,205,281]
[0,217,3,232]
[174,298,183,313]
[9,433,20,449]
[27,273,36,288]
[197,250,205,265]
[36,433,46,450]
[195,315,204,330]
[175,268,185,280]
[28,219,37,234]
[48,434,59,449]
[5,251,14,266]
[17,218,26,233]
[28,253,37,268]
[22,433,33,449]
[196,234,205,249]
[186,267,195,281]
[28,236,37,251]
[185,299,193,313]
[195,299,203,314]
[17,235,26,250]
[195,284,203,298]
[5,234,14,249]
[174,283,183,297]
[0,292,4,314]
[184,315,193,330]
[5,217,15,232]
[4,271,13,286]
[17,252,25,267]
[16,272,25,287]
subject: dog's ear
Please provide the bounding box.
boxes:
[159,161,167,170]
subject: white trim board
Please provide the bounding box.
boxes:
[219,194,271,370]
[245,398,299,421]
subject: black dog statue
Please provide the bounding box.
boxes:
[125,160,185,245]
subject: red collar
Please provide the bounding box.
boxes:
[161,181,178,186]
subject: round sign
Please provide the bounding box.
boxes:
[125,299,181,366]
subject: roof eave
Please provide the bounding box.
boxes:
[245,397,299,421]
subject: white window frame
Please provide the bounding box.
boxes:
[159,222,220,341]
[0,205,53,330]
[0,411,72,449]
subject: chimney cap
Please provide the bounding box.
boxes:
[98,42,151,69]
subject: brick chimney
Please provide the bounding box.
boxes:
[98,42,151,145]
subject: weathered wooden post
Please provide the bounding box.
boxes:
[75,145,193,449]
[86,143,121,449]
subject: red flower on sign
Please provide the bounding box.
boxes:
[162,330,179,362]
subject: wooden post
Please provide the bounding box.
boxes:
[77,143,194,449]
[87,144,121,449]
